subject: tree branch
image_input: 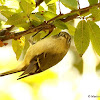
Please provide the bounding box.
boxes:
[0,3,100,41]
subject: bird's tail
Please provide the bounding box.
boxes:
[0,62,25,77]
[0,69,23,76]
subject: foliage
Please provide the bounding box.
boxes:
[0,0,100,72]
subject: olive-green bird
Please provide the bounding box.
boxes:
[0,32,71,80]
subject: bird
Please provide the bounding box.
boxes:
[0,32,71,80]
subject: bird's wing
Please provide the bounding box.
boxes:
[18,53,45,80]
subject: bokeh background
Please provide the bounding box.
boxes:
[0,0,100,100]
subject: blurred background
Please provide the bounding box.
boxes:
[0,0,100,100]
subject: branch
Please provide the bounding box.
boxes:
[47,3,100,23]
[0,3,100,41]
[0,23,55,41]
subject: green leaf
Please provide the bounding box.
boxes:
[74,59,83,74]
[35,12,45,22]
[22,34,31,58]
[0,6,12,11]
[44,0,51,4]
[6,13,28,26]
[48,3,56,13]
[38,5,44,12]
[53,20,68,29]
[60,0,78,10]
[50,28,61,36]
[87,21,100,56]
[74,20,90,56]
[47,0,58,5]
[88,0,98,5]
[90,7,100,21]
[31,20,42,26]
[43,11,57,20]
[19,0,35,15]
[1,11,14,18]
[30,13,41,22]
[66,23,75,36]
[12,36,25,60]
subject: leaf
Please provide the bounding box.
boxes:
[12,36,25,60]
[48,3,56,13]
[6,13,28,26]
[38,5,44,12]
[74,20,90,56]
[90,7,100,21]
[0,6,12,11]
[87,21,100,56]
[53,20,68,29]
[19,0,35,15]
[50,28,61,36]
[74,59,83,74]
[60,0,78,10]
[44,0,51,4]
[30,13,41,22]
[31,20,42,26]
[43,11,57,20]
[88,0,98,5]
[35,12,45,22]
[1,11,14,18]
[66,23,75,36]
[47,0,58,5]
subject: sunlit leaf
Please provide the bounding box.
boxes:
[30,13,41,22]
[74,20,90,56]
[66,23,75,36]
[48,3,56,13]
[50,28,61,36]
[60,0,78,10]
[19,0,35,15]
[0,6,12,10]
[43,11,57,20]
[87,21,100,56]
[46,0,58,5]
[38,5,44,12]
[90,7,100,21]
[1,11,14,18]
[12,36,25,60]
[6,13,28,26]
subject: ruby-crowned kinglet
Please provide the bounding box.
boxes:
[0,32,71,80]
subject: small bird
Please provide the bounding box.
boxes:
[0,32,71,80]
